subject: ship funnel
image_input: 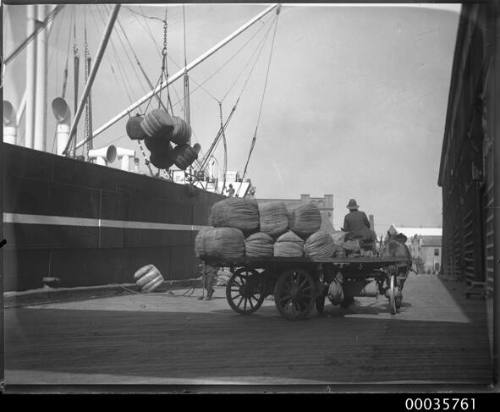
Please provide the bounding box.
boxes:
[3,100,18,144]
[52,98,72,155]
[88,145,117,166]
[116,147,136,172]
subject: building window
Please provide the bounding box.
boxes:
[434,248,439,256]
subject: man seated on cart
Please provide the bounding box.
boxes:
[342,199,377,251]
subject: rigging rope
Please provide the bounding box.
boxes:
[61,7,73,99]
[114,15,169,113]
[93,6,136,110]
[84,10,91,151]
[239,10,280,188]
[198,16,275,168]
[168,16,272,111]
[103,4,149,102]
[219,102,228,195]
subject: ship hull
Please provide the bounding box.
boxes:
[2,143,223,292]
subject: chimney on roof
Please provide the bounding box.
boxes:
[369,214,375,230]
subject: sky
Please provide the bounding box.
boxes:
[3,3,461,237]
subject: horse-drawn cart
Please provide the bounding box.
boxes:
[203,256,412,320]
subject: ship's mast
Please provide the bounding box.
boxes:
[62,5,121,156]
[24,5,36,149]
[34,4,48,151]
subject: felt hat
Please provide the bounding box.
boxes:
[346,199,359,210]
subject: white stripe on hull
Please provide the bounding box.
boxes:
[3,213,210,231]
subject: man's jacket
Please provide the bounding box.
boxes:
[343,210,370,234]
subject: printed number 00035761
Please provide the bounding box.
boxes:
[405,398,476,411]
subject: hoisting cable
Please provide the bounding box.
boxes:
[114,16,169,113]
[125,8,186,107]
[239,8,280,192]
[156,9,174,114]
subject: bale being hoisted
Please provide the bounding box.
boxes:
[289,202,322,239]
[171,143,200,170]
[170,116,192,146]
[126,115,147,140]
[140,108,175,138]
[145,137,175,169]
[259,202,289,238]
[209,197,260,234]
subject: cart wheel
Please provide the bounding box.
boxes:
[226,268,265,315]
[274,268,315,320]
[388,274,398,315]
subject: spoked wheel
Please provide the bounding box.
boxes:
[388,274,398,315]
[274,268,316,320]
[226,268,265,315]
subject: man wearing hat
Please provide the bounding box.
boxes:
[342,199,373,244]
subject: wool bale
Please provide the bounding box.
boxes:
[304,231,335,260]
[342,239,361,256]
[140,109,174,138]
[331,231,347,246]
[200,227,245,261]
[133,264,164,293]
[289,202,321,238]
[144,135,173,154]
[245,232,274,258]
[332,244,346,258]
[149,152,174,169]
[194,227,212,259]
[170,116,192,145]
[172,144,199,170]
[274,230,304,257]
[258,202,289,238]
[327,279,344,305]
[209,197,259,234]
[126,115,146,140]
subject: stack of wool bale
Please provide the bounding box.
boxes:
[125,108,200,170]
[195,199,360,261]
